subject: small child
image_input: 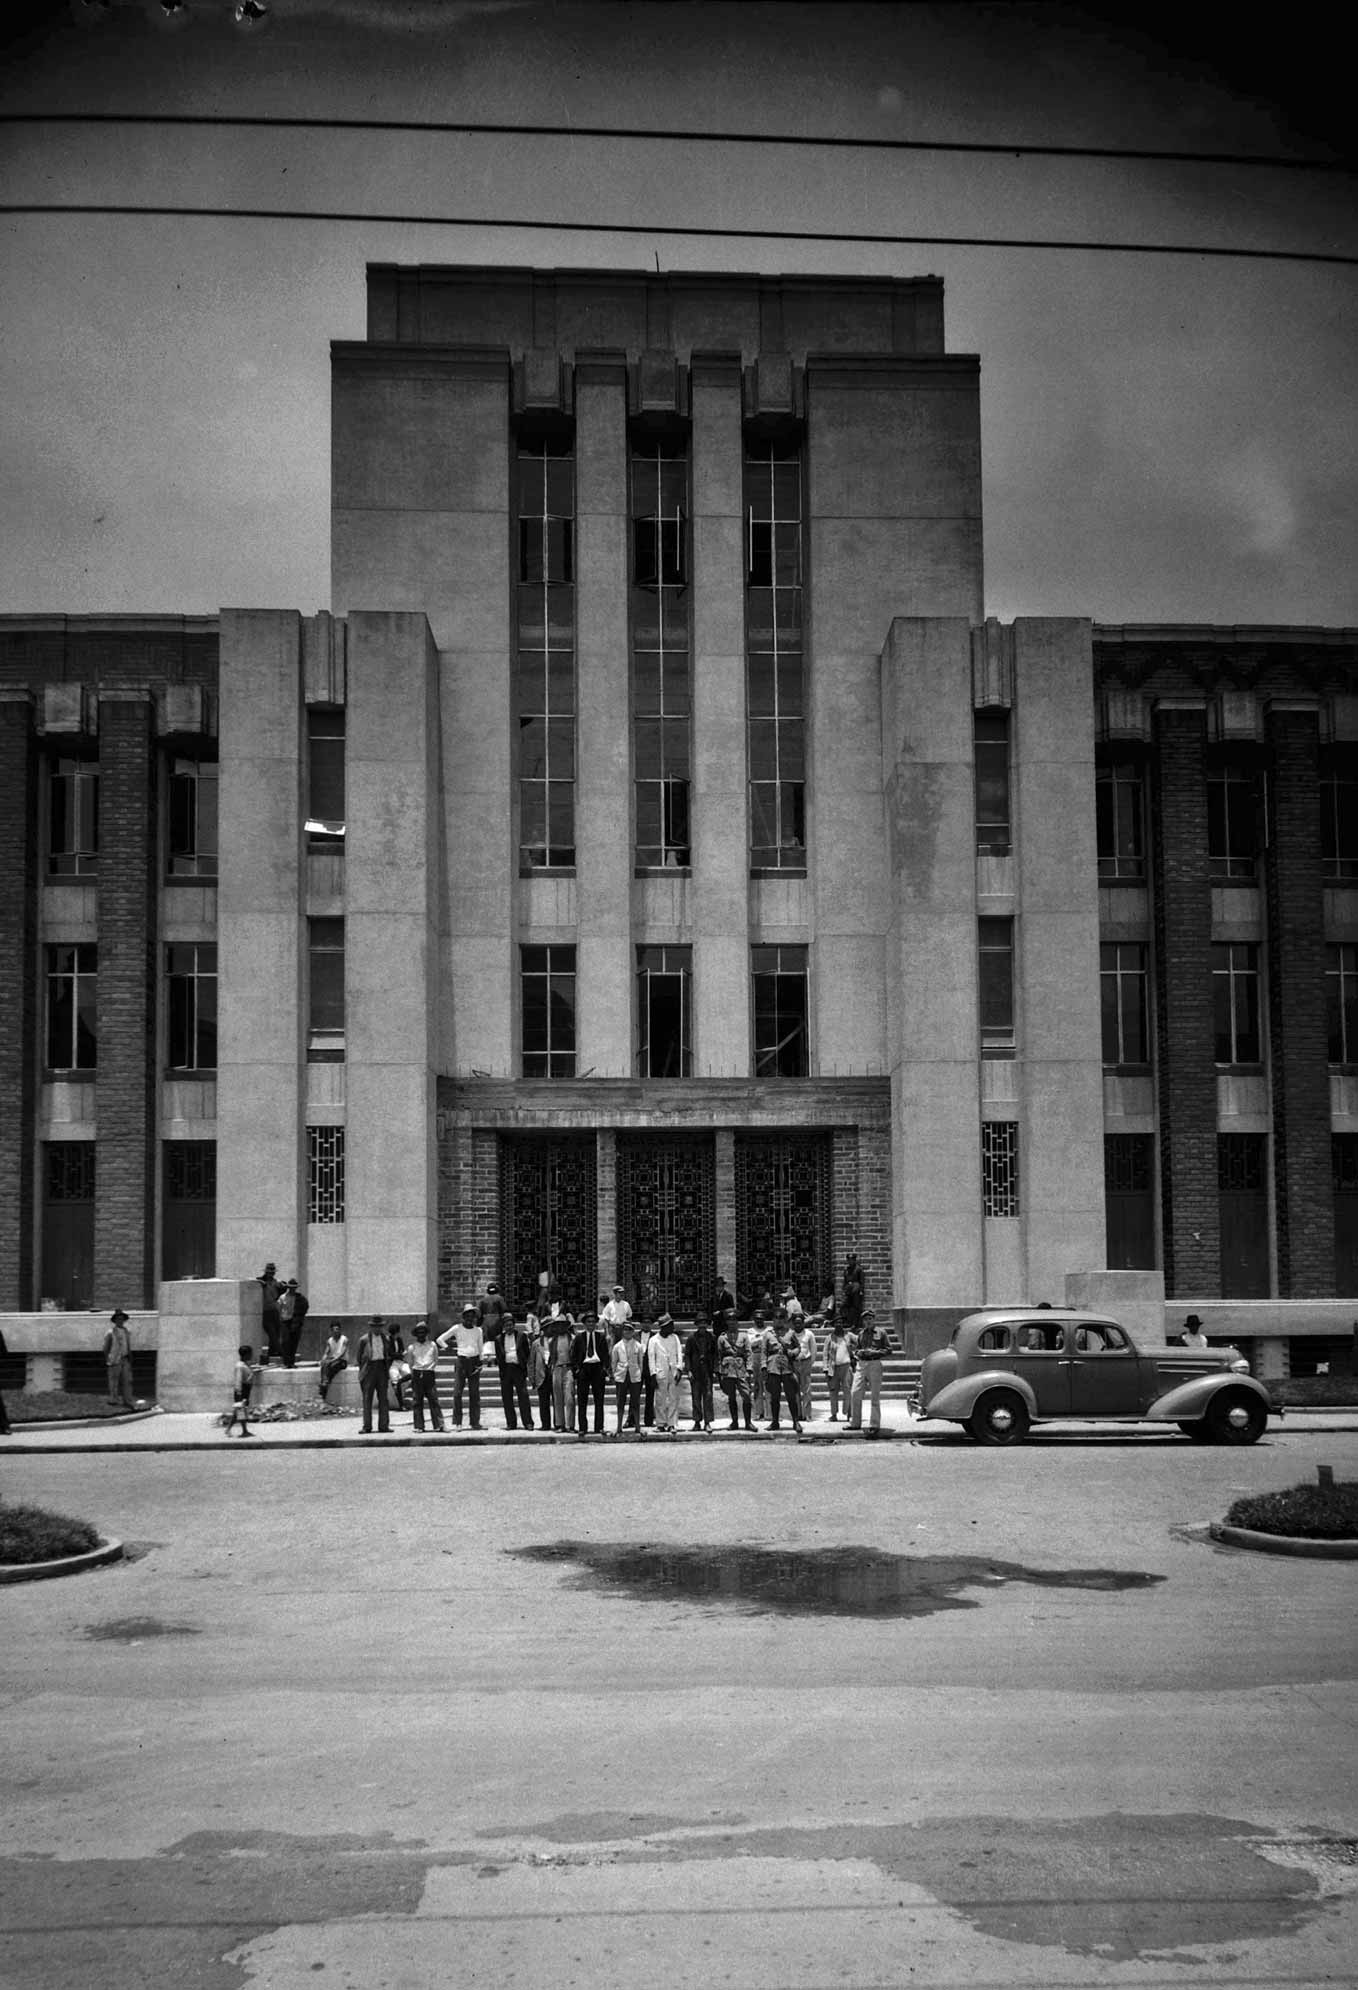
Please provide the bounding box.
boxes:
[224,1343,257,1438]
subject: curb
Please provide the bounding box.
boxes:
[7,1407,162,1433]
[0,1424,914,1455]
[0,1535,125,1585]
[1209,1520,1358,1560]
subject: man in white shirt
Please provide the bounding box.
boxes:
[601,1284,633,1336]
[646,1314,684,1433]
[612,1320,644,1436]
[406,1319,447,1433]
[448,1304,484,1429]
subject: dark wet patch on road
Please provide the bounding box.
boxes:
[510,1540,1165,1618]
[476,1810,749,1844]
[84,1615,201,1641]
[613,1811,1336,1960]
[0,1829,482,1990]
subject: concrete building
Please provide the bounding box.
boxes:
[2,264,1357,1387]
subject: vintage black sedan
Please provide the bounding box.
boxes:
[917,1309,1272,1445]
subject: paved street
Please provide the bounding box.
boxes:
[2,1426,1356,1989]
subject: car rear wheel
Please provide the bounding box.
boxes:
[1202,1389,1267,1446]
[968,1390,1030,1446]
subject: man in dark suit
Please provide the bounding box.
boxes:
[571,1312,610,1435]
[492,1311,535,1431]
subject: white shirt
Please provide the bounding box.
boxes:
[602,1298,633,1332]
[451,1322,483,1360]
[647,1330,683,1380]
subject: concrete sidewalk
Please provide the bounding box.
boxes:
[4,1403,1357,1453]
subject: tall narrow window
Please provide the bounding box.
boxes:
[752,944,808,1077]
[45,944,96,1070]
[632,437,691,869]
[306,710,345,847]
[745,438,805,872]
[48,756,99,876]
[1212,942,1261,1064]
[521,945,576,1078]
[974,711,1011,855]
[982,1122,1020,1217]
[162,1140,216,1280]
[978,918,1015,1052]
[1320,746,1358,880]
[1100,943,1149,1067]
[517,433,576,870]
[166,943,218,1071]
[167,755,219,877]
[637,946,692,1077]
[1096,757,1145,880]
[308,1126,346,1224]
[308,917,345,1054]
[1327,944,1358,1063]
[1105,1133,1155,1268]
[1207,758,1260,880]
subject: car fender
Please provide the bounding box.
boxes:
[1146,1372,1271,1424]
[920,1369,1039,1424]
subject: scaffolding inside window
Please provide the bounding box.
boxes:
[982,1121,1019,1217]
[308,1126,345,1224]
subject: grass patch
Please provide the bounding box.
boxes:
[1225,1480,1358,1540]
[0,1498,102,1565]
[5,1392,143,1423]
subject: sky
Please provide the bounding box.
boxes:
[1,0,1354,630]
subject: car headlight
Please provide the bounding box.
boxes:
[1229,1357,1249,1373]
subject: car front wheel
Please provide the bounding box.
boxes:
[1202,1389,1267,1445]
[968,1390,1030,1446]
[1177,1419,1212,1441]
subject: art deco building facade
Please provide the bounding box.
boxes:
[1,264,1355,1367]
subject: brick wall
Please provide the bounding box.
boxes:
[1151,707,1219,1295]
[1265,707,1334,1293]
[436,1118,500,1315]
[832,1121,892,1321]
[93,695,158,1306]
[0,694,38,1307]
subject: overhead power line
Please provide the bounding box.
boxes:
[2,203,1354,268]
[2,110,1352,176]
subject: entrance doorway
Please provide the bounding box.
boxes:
[500,1135,598,1318]
[617,1134,714,1318]
[734,1132,831,1310]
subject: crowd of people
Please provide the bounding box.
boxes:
[227,1255,902,1440]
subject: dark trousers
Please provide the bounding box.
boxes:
[499,1364,533,1430]
[642,1366,656,1427]
[360,1362,390,1432]
[767,1372,801,1429]
[410,1370,445,1432]
[576,1364,606,1433]
[281,1319,304,1368]
[614,1375,641,1432]
[537,1375,554,1430]
[318,1356,347,1400]
[452,1357,481,1427]
[261,1310,280,1364]
[688,1371,714,1427]
[722,1382,753,1429]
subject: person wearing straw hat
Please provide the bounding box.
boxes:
[103,1308,136,1408]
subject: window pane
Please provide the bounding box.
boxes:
[749,717,777,780]
[519,716,547,779]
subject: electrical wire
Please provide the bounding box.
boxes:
[2,110,1350,175]
[2,203,1352,266]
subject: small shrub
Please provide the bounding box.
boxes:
[0,1499,102,1565]
[1225,1480,1358,1540]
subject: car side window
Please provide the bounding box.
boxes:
[1015,1321,1064,1353]
[1074,1323,1129,1353]
[977,1325,1012,1351]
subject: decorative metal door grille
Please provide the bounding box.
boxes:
[45,1141,96,1201]
[1105,1133,1152,1194]
[734,1134,831,1307]
[501,1136,597,1317]
[617,1135,714,1318]
[307,1126,346,1224]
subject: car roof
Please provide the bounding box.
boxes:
[957,1309,1121,1329]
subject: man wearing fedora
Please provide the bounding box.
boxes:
[103,1308,136,1408]
[356,1315,398,1434]
[1180,1314,1209,1349]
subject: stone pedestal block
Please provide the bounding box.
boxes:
[157,1278,262,1411]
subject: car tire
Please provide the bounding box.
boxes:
[1177,1419,1212,1441]
[1201,1389,1267,1446]
[969,1390,1030,1446]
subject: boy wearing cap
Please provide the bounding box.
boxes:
[601,1284,632,1336]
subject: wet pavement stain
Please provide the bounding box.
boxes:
[84,1615,201,1641]
[510,1540,1166,1618]
[611,1812,1335,1961]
